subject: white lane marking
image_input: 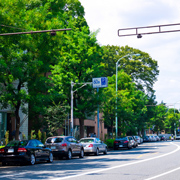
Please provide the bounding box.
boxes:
[1,142,179,179]
[145,166,180,180]
[51,142,180,180]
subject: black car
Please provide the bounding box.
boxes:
[0,139,53,166]
[113,136,133,150]
[159,135,167,141]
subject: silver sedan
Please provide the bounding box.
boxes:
[79,137,107,156]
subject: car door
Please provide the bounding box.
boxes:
[95,138,103,152]
[67,137,77,154]
[28,140,40,160]
[35,140,49,159]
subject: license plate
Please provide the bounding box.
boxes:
[51,146,56,149]
[119,145,123,147]
[8,149,14,153]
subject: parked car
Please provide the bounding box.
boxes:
[113,136,133,150]
[154,136,160,141]
[45,136,84,160]
[143,136,151,142]
[132,136,138,147]
[79,137,107,155]
[150,135,156,142]
[0,139,53,166]
[176,134,180,140]
[133,136,143,144]
[157,135,166,141]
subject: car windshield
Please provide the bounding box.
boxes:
[6,140,28,147]
[80,139,94,143]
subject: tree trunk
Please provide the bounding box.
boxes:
[79,118,84,138]
[15,109,20,140]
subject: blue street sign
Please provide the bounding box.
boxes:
[92,77,108,88]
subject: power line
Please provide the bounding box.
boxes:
[0,28,72,36]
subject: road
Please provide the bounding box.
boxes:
[1,141,180,180]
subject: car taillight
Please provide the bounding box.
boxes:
[18,148,27,152]
[88,144,93,147]
[61,143,67,147]
[114,141,118,144]
[0,149,4,153]
[124,141,129,143]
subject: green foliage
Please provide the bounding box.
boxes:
[22,132,26,140]
[102,45,159,94]
[0,146,5,149]
[105,139,115,148]
[43,102,68,137]
[42,132,47,144]
[38,130,42,141]
[5,131,9,145]
[31,130,36,139]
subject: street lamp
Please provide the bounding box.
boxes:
[173,100,180,136]
[70,81,92,137]
[115,53,140,137]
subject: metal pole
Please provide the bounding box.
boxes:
[97,88,99,138]
[115,53,140,138]
[115,62,118,138]
[71,81,74,136]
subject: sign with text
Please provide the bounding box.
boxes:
[93,77,108,88]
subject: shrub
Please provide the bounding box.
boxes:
[31,130,36,139]
[38,130,42,141]
[105,139,115,148]
[5,131,9,145]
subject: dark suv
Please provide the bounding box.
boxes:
[45,136,84,160]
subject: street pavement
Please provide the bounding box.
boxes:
[1,141,180,180]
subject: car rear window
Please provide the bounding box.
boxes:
[116,137,127,140]
[6,140,28,147]
[80,139,94,143]
[46,138,63,143]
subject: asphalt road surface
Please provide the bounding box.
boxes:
[1,141,180,180]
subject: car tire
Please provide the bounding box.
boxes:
[2,161,6,166]
[47,152,53,163]
[29,154,36,165]
[66,149,72,160]
[95,148,99,156]
[103,147,107,155]
[79,149,84,158]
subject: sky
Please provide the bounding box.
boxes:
[79,0,180,110]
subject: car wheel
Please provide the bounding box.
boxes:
[79,149,84,158]
[2,161,6,166]
[66,149,72,160]
[47,152,53,163]
[95,148,99,156]
[103,147,107,155]
[29,154,36,165]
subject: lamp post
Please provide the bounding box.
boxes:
[173,100,180,137]
[115,53,140,137]
[70,81,92,137]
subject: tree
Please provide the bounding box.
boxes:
[50,17,104,138]
[102,70,147,136]
[165,108,180,134]
[43,102,68,136]
[150,104,167,135]
[0,0,86,139]
[102,45,159,94]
